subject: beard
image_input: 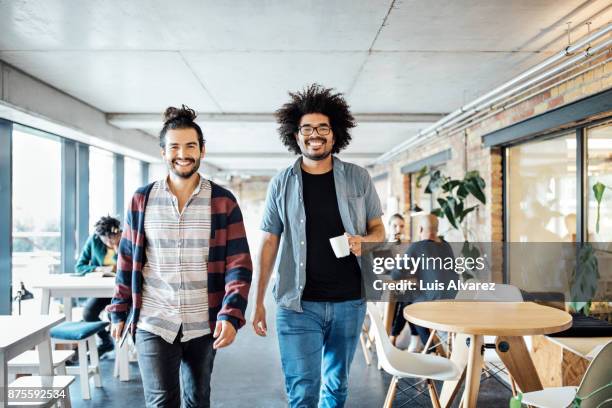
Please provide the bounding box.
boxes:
[167,157,201,178]
[299,137,333,161]
[302,149,332,161]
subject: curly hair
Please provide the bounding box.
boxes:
[94,216,121,238]
[159,104,205,149]
[275,84,356,155]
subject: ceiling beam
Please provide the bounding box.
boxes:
[107,112,446,128]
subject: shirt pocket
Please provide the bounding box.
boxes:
[347,195,367,235]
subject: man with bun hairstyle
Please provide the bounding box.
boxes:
[252,84,385,407]
[108,105,252,408]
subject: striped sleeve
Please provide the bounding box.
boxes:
[217,194,252,331]
[106,198,136,323]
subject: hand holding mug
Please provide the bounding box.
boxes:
[345,233,364,257]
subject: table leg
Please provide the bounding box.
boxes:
[439,333,469,408]
[63,297,72,322]
[38,338,53,377]
[462,334,484,408]
[495,336,542,393]
[1,350,7,408]
[40,290,50,315]
[117,341,130,381]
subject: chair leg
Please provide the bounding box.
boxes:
[61,391,72,408]
[360,331,371,366]
[77,340,91,400]
[509,374,518,397]
[427,379,442,408]
[383,376,399,408]
[87,337,102,388]
[423,330,436,354]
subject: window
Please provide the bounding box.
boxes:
[148,163,167,183]
[124,157,143,206]
[12,126,62,313]
[506,133,577,242]
[587,121,612,243]
[89,147,116,232]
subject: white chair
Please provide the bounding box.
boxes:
[8,349,75,380]
[521,340,612,408]
[367,302,461,408]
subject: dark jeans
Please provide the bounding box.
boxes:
[391,301,430,345]
[82,297,113,346]
[136,328,216,408]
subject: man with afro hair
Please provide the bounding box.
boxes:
[252,84,385,407]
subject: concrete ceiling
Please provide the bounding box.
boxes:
[1,0,610,172]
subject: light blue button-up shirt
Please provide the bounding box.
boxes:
[260,156,383,312]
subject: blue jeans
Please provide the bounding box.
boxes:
[276,299,366,408]
[135,328,216,408]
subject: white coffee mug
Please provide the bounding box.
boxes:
[329,234,350,258]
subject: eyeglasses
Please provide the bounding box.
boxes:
[298,125,332,136]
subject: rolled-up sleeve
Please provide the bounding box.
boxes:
[363,170,384,221]
[260,177,283,236]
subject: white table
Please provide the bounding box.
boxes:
[33,274,131,381]
[0,314,64,408]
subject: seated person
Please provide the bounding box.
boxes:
[388,213,408,244]
[390,214,456,352]
[75,215,121,356]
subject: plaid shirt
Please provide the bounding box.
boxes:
[107,179,252,337]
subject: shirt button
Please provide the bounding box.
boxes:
[300,219,304,223]
[300,262,304,267]
[300,241,304,245]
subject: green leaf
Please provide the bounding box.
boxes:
[465,178,486,204]
[592,182,606,234]
[415,166,429,188]
[441,180,461,193]
[457,184,469,199]
[593,182,605,202]
[438,198,458,229]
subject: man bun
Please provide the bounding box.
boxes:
[163,104,197,123]
[159,104,205,149]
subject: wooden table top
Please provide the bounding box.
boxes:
[404,301,572,336]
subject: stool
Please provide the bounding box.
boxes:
[8,374,74,407]
[50,321,109,400]
[8,349,76,382]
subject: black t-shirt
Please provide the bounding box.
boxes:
[301,168,362,301]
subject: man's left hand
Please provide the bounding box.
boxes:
[213,320,237,349]
[345,233,364,257]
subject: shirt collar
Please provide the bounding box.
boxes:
[162,173,203,196]
[290,155,343,175]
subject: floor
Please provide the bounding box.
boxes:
[69,294,512,407]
